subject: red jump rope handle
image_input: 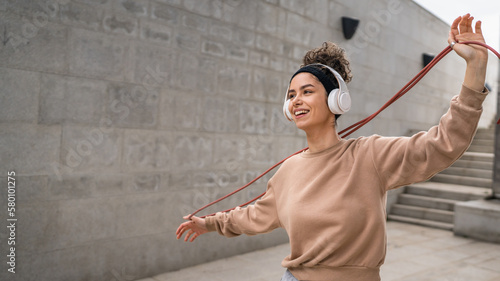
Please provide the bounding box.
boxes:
[187,41,500,219]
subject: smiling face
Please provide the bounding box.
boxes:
[287,72,336,132]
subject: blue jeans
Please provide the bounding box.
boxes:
[280,269,299,281]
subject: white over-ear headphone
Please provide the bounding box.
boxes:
[283,63,351,121]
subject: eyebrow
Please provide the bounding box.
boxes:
[288,83,315,94]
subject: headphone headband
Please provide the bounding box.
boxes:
[290,65,338,94]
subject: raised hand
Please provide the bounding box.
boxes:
[448,14,488,92]
[448,14,488,64]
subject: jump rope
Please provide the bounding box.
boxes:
[187,41,500,220]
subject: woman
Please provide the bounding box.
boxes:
[176,14,489,281]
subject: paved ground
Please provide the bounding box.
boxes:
[137,221,500,281]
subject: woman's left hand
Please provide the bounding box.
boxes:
[448,14,488,92]
[448,14,488,64]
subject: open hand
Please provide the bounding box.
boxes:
[448,14,488,64]
[176,215,209,242]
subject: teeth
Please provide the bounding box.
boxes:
[294,110,309,116]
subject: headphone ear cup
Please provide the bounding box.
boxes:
[338,91,351,113]
[328,89,351,115]
[283,99,293,121]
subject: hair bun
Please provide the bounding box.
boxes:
[302,42,352,83]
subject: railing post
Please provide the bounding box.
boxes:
[493,86,500,198]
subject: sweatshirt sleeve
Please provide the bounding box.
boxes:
[369,84,488,191]
[204,180,281,237]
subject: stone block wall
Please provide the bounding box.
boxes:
[0,0,497,280]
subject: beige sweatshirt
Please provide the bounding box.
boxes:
[205,85,488,281]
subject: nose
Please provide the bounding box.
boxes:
[292,95,303,107]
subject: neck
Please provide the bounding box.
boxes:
[305,126,341,153]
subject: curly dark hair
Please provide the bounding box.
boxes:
[302,41,353,83]
[302,42,353,122]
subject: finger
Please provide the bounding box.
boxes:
[183,214,192,220]
[184,230,194,242]
[449,17,461,45]
[176,221,190,235]
[183,230,190,242]
[459,15,468,34]
[450,16,461,37]
[176,221,193,238]
[448,31,455,45]
[475,20,483,35]
[189,233,198,242]
[466,16,474,33]
[176,224,184,236]
[176,225,187,239]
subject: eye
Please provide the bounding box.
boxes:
[288,93,296,99]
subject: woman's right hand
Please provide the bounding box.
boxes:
[176,215,210,242]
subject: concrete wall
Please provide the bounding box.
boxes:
[0,0,497,280]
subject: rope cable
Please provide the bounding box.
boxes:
[188,41,500,220]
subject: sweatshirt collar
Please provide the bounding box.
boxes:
[301,139,346,158]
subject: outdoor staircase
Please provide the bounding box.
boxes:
[388,127,495,230]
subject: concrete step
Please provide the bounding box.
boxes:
[405,182,492,201]
[451,159,494,170]
[474,129,495,140]
[390,204,454,223]
[387,214,453,231]
[396,126,495,232]
[438,166,493,179]
[459,152,494,162]
[467,145,494,153]
[470,139,495,147]
[397,193,457,211]
[431,173,492,188]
